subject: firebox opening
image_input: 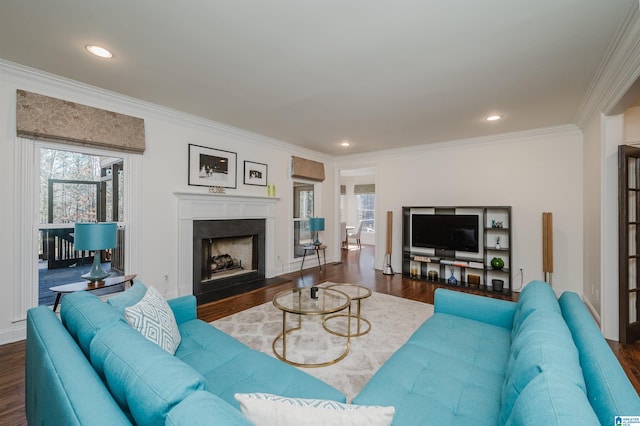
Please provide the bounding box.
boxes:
[202,235,257,282]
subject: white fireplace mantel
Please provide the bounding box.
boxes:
[175,192,279,297]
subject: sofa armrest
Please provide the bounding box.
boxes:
[169,295,197,324]
[434,288,516,329]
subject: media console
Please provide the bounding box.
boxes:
[402,206,512,296]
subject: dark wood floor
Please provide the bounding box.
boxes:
[2,245,639,424]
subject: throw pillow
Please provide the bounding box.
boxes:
[234,393,395,426]
[124,286,181,355]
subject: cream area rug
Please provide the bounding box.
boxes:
[211,287,434,402]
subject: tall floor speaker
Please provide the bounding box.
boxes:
[383,211,394,275]
[542,212,553,284]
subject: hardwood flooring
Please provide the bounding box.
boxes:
[2,245,639,424]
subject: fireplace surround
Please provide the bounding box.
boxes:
[176,192,278,304]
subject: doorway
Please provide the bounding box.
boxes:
[339,167,377,259]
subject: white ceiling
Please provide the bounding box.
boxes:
[0,1,636,156]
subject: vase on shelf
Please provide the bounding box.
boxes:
[447,265,457,284]
[490,257,505,270]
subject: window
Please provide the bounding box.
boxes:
[293,181,315,258]
[38,147,125,307]
[357,193,375,233]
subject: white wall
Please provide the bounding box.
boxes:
[335,126,585,296]
[0,62,335,343]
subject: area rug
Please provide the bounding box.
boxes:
[211,288,434,402]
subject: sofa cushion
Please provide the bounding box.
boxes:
[501,309,586,423]
[90,321,207,425]
[235,393,395,426]
[353,313,511,425]
[107,280,147,313]
[505,371,599,425]
[511,280,560,340]
[60,290,126,357]
[166,391,253,426]
[175,319,346,407]
[124,285,181,354]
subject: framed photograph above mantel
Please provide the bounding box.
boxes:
[188,144,237,188]
[244,160,268,186]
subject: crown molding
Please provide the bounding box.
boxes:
[334,124,581,164]
[575,2,640,126]
[0,59,331,162]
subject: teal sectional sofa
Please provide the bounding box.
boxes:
[25,282,345,425]
[26,279,640,425]
[353,281,640,425]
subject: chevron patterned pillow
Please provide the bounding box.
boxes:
[235,393,394,426]
[124,286,182,355]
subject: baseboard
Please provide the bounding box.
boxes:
[0,321,26,345]
[581,293,602,327]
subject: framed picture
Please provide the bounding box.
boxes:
[188,144,237,188]
[244,160,268,186]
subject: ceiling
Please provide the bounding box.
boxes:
[0,1,636,156]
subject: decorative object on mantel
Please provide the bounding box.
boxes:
[16,89,145,153]
[244,161,268,186]
[208,186,226,194]
[188,144,237,188]
[267,183,277,197]
[490,257,505,270]
[291,156,325,181]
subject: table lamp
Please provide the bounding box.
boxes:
[309,217,325,246]
[74,222,117,281]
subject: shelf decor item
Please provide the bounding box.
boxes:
[490,257,505,270]
[447,265,457,284]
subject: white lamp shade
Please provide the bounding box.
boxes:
[74,222,117,251]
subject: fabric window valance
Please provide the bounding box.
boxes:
[291,156,325,181]
[16,89,145,153]
[354,184,375,194]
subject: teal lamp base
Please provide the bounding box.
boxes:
[81,250,111,282]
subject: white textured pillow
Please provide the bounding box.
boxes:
[234,393,394,426]
[124,286,181,355]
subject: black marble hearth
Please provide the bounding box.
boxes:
[193,219,268,304]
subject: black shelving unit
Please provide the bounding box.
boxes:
[402,206,512,296]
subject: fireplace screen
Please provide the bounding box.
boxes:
[202,236,256,282]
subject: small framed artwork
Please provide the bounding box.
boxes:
[244,160,268,186]
[188,144,237,188]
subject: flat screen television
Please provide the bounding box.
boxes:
[411,214,479,252]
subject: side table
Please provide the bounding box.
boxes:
[300,244,327,271]
[49,274,137,312]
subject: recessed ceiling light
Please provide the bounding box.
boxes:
[485,115,503,121]
[341,141,351,147]
[86,45,113,59]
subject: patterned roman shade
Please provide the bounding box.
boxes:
[291,156,325,181]
[16,89,145,153]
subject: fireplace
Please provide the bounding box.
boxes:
[176,192,279,303]
[193,219,265,304]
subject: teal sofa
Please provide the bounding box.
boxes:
[25,282,345,425]
[353,281,640,425]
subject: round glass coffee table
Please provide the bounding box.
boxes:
[272,286,351,368]
[323,283,372,337]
